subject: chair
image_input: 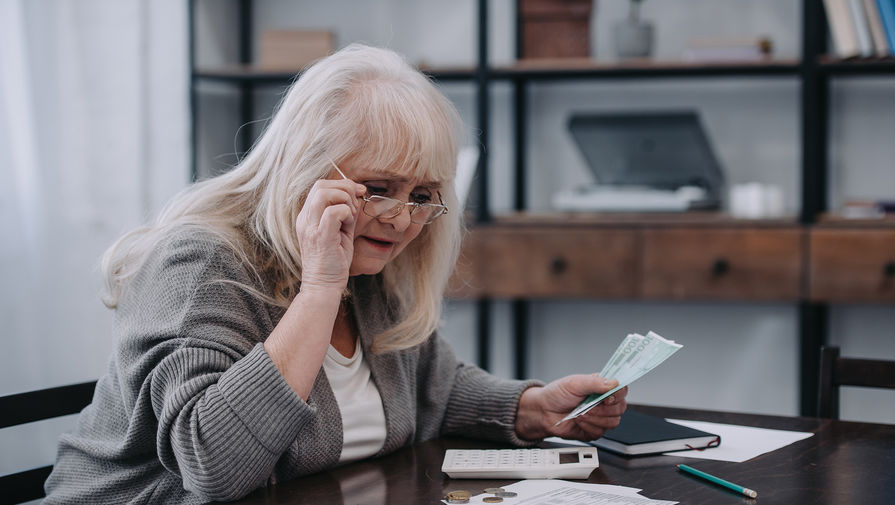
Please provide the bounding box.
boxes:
[817,346,895,419]
[0,381,96,504]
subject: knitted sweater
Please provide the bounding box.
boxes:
[43,228,540,504]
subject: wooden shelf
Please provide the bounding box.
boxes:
[816,213,895,228]
[817,55,895,75]
[481,211,799,228]
[490,58,801,80]
[451,218,895,303]
[194,64,476,84]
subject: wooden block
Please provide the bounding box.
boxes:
[519,0,592,58]
[522,20,591,58]
[259,30,333,71]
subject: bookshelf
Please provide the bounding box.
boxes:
[188,0,895,415]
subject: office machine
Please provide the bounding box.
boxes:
[554,111,725,212]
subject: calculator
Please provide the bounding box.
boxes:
[441,447,599,479]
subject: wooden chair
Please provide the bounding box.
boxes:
[0,381,96,504]
[817,346,895,419]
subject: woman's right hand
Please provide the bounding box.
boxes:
[294,177,367,293]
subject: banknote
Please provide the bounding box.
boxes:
[558,331,682,424]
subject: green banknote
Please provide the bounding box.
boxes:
[558,331,682,424]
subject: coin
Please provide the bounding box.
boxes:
[483,487,505,494]
[496,491,518,497]
[445,490,472,504]
[483,498,504,503]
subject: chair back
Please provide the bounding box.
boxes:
[0,381,96,504]
[817,346,895,419]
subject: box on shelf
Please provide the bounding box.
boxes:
[519,0,592,59]
[259,30,333,71]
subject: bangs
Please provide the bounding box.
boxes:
[336,77,459,184]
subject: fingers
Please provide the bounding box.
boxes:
[555,391,627,442]
[302,179,363,229]
[560,374,619,397]
[319,201,356,236]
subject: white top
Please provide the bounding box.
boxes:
[322,339,387,463]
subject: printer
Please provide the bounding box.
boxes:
[553,111,725,212]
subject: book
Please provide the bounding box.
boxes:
[591,410,721,456]
[824,0,861,58]
[877,0,895,51]
[863,0,891,56]
[848,0,876,56]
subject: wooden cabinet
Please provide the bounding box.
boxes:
[642,228,803,301]
[809,228,895,303]
[450,220,807,302]
[451,221,895,303]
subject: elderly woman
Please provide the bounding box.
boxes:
[44,44,626,504]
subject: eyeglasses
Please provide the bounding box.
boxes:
[329,160,449,225]
[360,193,448,224]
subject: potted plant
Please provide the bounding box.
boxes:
[613,0,654,59]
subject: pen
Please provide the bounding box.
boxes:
[678,464,758,499]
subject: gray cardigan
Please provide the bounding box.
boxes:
[44,228,539,504]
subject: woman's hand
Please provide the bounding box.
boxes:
[294,178,367,293]
[514,375,627,442]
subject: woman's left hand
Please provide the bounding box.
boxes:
[514,375,627,442]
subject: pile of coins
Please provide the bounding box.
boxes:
[443,488,518,504]
[482,487,518,503]
[444,490,471,504]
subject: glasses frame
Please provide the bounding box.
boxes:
[360,193,449,225]
[328,158,449,225]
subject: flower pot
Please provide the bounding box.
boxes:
[613,17,653,59]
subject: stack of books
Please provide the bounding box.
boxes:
[824,0,895,58]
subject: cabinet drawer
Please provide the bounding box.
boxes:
[449,227,638,298]
[641,228,803,300]
[809,229,895,303]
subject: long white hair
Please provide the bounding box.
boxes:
[101,44,464,352]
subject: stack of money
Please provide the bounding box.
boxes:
[560,331,682,424]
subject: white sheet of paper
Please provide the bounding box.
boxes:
[444,479,676,505]
[663,419,814,463]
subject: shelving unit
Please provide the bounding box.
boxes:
[188,0,895,416]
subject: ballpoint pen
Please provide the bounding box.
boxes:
[678,464,758,499]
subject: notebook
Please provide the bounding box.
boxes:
[591,410,721,456]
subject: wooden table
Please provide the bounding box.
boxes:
[228,405,895,504]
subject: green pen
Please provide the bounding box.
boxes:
[678,464,758,499]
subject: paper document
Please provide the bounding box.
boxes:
[560,332,681,424]
[663,419,813,463]
[445,479,676,505]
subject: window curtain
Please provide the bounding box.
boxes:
[0,0,188,474]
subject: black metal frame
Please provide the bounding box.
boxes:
[817,345,895,418]
[186,0,895,412]
[798,0,830,416]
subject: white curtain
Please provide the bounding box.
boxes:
[0,0,188,474]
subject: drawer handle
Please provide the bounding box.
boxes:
[712,258,730,276]
[884,262,895,278]
[550,256,568,275]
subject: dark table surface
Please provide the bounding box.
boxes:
[228,404,895,505]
